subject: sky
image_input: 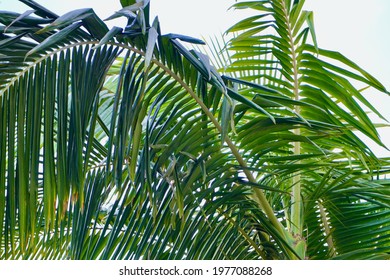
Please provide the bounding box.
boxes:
[1,0,390,156]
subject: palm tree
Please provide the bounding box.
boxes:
[0,0,389,260]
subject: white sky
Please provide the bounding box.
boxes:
[1,0,389,156]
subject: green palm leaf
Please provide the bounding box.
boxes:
[219,0,390,259]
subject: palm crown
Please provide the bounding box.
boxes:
[0,0,389,260]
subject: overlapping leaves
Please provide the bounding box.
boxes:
[0,0,389,260]
[219,0,390,259]
[0,0,290,259]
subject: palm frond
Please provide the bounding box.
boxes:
[1,0,389,260]
[216,0,390,259]
[0,0,294,260]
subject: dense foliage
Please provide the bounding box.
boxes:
[0,0,389,259]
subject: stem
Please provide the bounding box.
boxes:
[281,0,303,237]
[318,202,336,257]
